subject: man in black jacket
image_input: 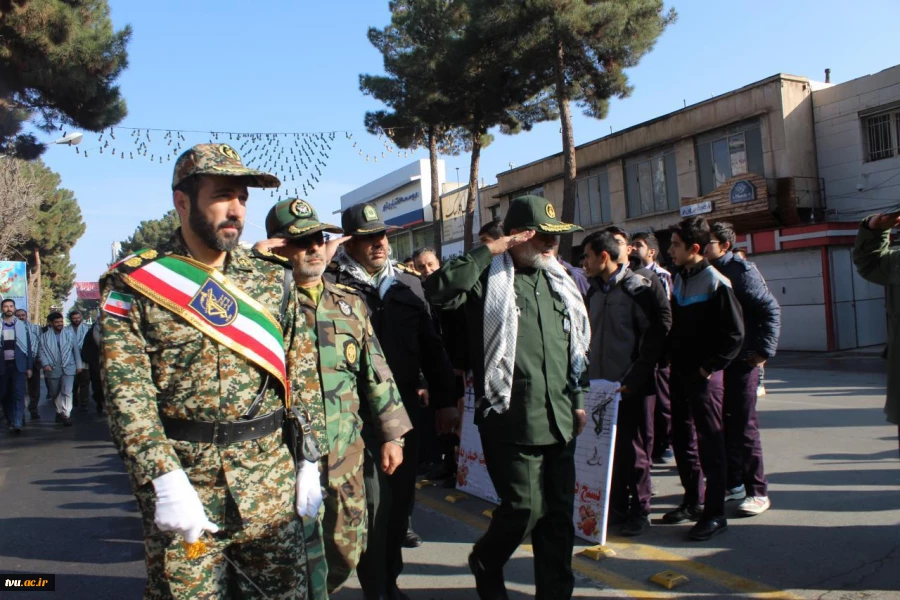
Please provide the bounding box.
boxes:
[663,217,744,541]
[326,202,457,600]
[582,231,671,537]
[706,222,780,517]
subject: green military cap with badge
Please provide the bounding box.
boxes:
[503,195,582,235]
[265,198,343,239]
[341,202,400,236]
[172,143,281,189]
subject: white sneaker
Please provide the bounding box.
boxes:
[725,484,746,502]
[757,385,766,397]
[737,496,770,516]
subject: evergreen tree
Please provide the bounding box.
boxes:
[501,0,675,256]
[11,160,85,321]
[116,209,179,260]
[0,0,131,158]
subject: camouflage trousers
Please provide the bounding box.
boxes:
[304,442,367,598]
[135,482,307,599]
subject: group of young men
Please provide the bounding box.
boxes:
[95,142,781,600]
[579,217,781,545]
[0,303,102,431]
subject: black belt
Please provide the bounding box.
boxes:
[161,408,284,446]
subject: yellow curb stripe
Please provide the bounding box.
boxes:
[607,538,806,599]
[416,493,666,599]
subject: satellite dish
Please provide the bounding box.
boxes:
[53,132,84,146]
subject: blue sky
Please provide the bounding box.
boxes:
[36,0,900,301]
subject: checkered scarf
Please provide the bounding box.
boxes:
[482,253,590,416]
[333,246,397,299]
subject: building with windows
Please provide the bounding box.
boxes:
[488,65,900,351]
[339,159,481,262]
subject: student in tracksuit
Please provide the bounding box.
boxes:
[662,217,744,541]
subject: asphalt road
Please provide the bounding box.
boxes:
[1,363,898,599]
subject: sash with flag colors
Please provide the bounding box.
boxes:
[120,253,288,394]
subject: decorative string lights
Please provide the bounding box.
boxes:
[64,124,420,201]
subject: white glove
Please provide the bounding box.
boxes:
[296,459,323,518]
[151,469,220,543]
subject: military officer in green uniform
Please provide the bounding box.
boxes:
[424,195,591,600]
[100,144,318,599]
[261,199,413,598]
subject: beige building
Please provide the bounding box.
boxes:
[485,73,827,248]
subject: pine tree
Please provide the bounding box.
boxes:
[11,160,86,321]
[0,0,131,158]
[503,0,675,256]
[116,209,179,260]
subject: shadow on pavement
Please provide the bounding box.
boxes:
[0,516,143,563]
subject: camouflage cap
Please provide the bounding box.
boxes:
[172,143,281,190]
[503,195,582,235]
[341,202,400,236]
[265,198,343,239]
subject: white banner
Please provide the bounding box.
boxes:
[456,377,620,545]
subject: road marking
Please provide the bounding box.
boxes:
[417,493,667,598]
[608,538,806,599]
[418,490,806,599]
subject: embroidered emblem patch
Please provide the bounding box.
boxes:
[363,205,378,222]
[344,340,358,365]
[189,279,238,327]
[337,299,352,316]
[290,199,313,218]
[219,144,240,160]
[545,203,556,219]
[102,291,133,320]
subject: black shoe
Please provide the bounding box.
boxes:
[55,413,62,423]
[468,552,509,600]
[402,528,422,548]
[662,503,704,524]
[621,514,650,537]
[653,448,676,466]
[30,412,40,420]
[12,427,22,435]
[63,417,73,427]
[689,517,728,541]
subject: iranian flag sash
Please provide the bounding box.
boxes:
[119,251,288,394]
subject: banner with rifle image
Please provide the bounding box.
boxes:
[456,377,620,545]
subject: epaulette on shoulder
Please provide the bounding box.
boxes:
[395,262,421,276]
[251,247,291,266]
[334,283,359,295]
[103,248,160,277]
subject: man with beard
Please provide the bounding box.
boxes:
[99,144,317,598]
[326,202,457,600]
[66,309,91,412]
[425,195,590,600]
[0,299,33,433]
[262,198,413,598]
[39,311,81,427]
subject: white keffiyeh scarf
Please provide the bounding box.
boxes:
[334,247,397,299]
[482,253,591,416]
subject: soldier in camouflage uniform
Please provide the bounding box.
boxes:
[100,144,318,599]
[260,199,413,598]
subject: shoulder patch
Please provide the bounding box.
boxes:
[334,283,358,294]
[102,291,133,320]
[395,262,420,276]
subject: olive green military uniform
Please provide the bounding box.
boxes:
[265,199,413,598]
[424,195,586,600]
[101,144,315,599]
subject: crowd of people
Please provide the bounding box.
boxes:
[0,304,103,431]
[2,142,785,599]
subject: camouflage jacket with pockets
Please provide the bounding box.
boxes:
[293,280,412,458]
[99,231,323,530]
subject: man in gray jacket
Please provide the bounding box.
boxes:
[39,312,83,427]
[582,231,671,536]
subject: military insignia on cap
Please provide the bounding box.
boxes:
[218,145,240,160]
[545,203,556,219]
[337,299,352,316]
[190,279,238,327]
[344,340,358,365]
[290,199,313,218]
[363,205,378,222]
